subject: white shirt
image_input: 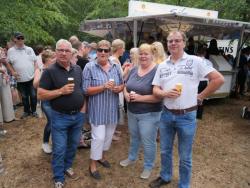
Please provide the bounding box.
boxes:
[7,45,37,82]
[152,53,215,109]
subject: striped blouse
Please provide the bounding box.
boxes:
[82,60,123,126]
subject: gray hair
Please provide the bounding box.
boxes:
[56,39,72,51]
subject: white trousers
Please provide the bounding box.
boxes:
[90,124,117,160]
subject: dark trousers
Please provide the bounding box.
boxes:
[17,79,37,113]
[197,81,208,119]
[237,68,248,95]
[41,100,52,143]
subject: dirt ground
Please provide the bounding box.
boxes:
[0,97,249,188]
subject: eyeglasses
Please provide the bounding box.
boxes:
[97,48,110,53]
[167,39,184,44]
[56,49,71,53]
[16,36,24,40]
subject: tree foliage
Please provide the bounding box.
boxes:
[0,0,249,46]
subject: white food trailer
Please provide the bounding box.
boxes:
[80,1,250,98]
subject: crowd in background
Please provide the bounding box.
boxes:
[0,30,248,188]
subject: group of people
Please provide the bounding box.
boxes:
[0,30,225,188]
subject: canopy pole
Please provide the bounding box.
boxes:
[133,20,138,47]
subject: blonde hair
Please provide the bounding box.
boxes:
[41,49,54,64]
[130,47,139,66]
[139,43,153,54]
[152,41,167,64]
[72,48,78,55]
[111,39,125,53]
[97,40,111,49]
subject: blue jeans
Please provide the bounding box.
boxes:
[51,110,84,183]
[41,101,52,143]
[159,110,197,188]
[127,110,160,170]
[17,79,37,113]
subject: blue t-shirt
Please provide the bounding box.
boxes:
[126,66,162,114]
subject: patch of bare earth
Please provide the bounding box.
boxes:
[0,97,249,188]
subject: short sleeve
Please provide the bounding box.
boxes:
[82,64,92,94]
[152,64,161,86]
[198,58,215,79]
[39,69,53,90]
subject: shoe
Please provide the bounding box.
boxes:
[20,112,30,119]
[54,182,64,188]
[241,106,248,119]
[31,112,38,118]
[0,130,7,136]
[42,143,52,154]
[120,158,136,167]
[140,169,151,179]
[149,177,171,188]
[65,168,79,180]
[89,167,101,180]
[97,160,111,168]
[77,141,91,149]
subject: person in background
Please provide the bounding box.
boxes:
[151,41,167,64]
[110,39,126,140]
[206,38,220,59]
[33,49,55,154]
[120,43,162,179]
[70,48,78,65]
[196,46,213,119]
[34,44,44,70]
[88,42,97,62]
[38,39,85,188]
[150,31,224,188]
[82,40,124,180]
[5,40,21,111]
[72,40,91,149]
[72,41,89,71]
[6,32,38,119]
[68,35,79,45]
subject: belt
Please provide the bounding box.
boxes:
[163,105,197,115]
[57,109,80,115]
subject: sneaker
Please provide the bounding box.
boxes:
[140,169,151,179]
[120,158,136,167]
[241,106,248,119]
[54,182,64,188]
[42,143,52,154]
[31,112,38,118]
[0,130,7,136]
[65,168,79,180]
[20,112,30,119]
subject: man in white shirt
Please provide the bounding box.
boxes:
[7,32,38,118]
[150,31,224,188]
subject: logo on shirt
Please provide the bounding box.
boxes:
[160,68,171,78]
[177,59,194,76]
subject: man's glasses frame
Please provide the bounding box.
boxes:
[56,49,72,53]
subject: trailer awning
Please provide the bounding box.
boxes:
[80,13,250,38]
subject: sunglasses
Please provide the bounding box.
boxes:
[16,36,24,40]
[97,48,110,53]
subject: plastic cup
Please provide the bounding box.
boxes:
[175,83,182,93]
